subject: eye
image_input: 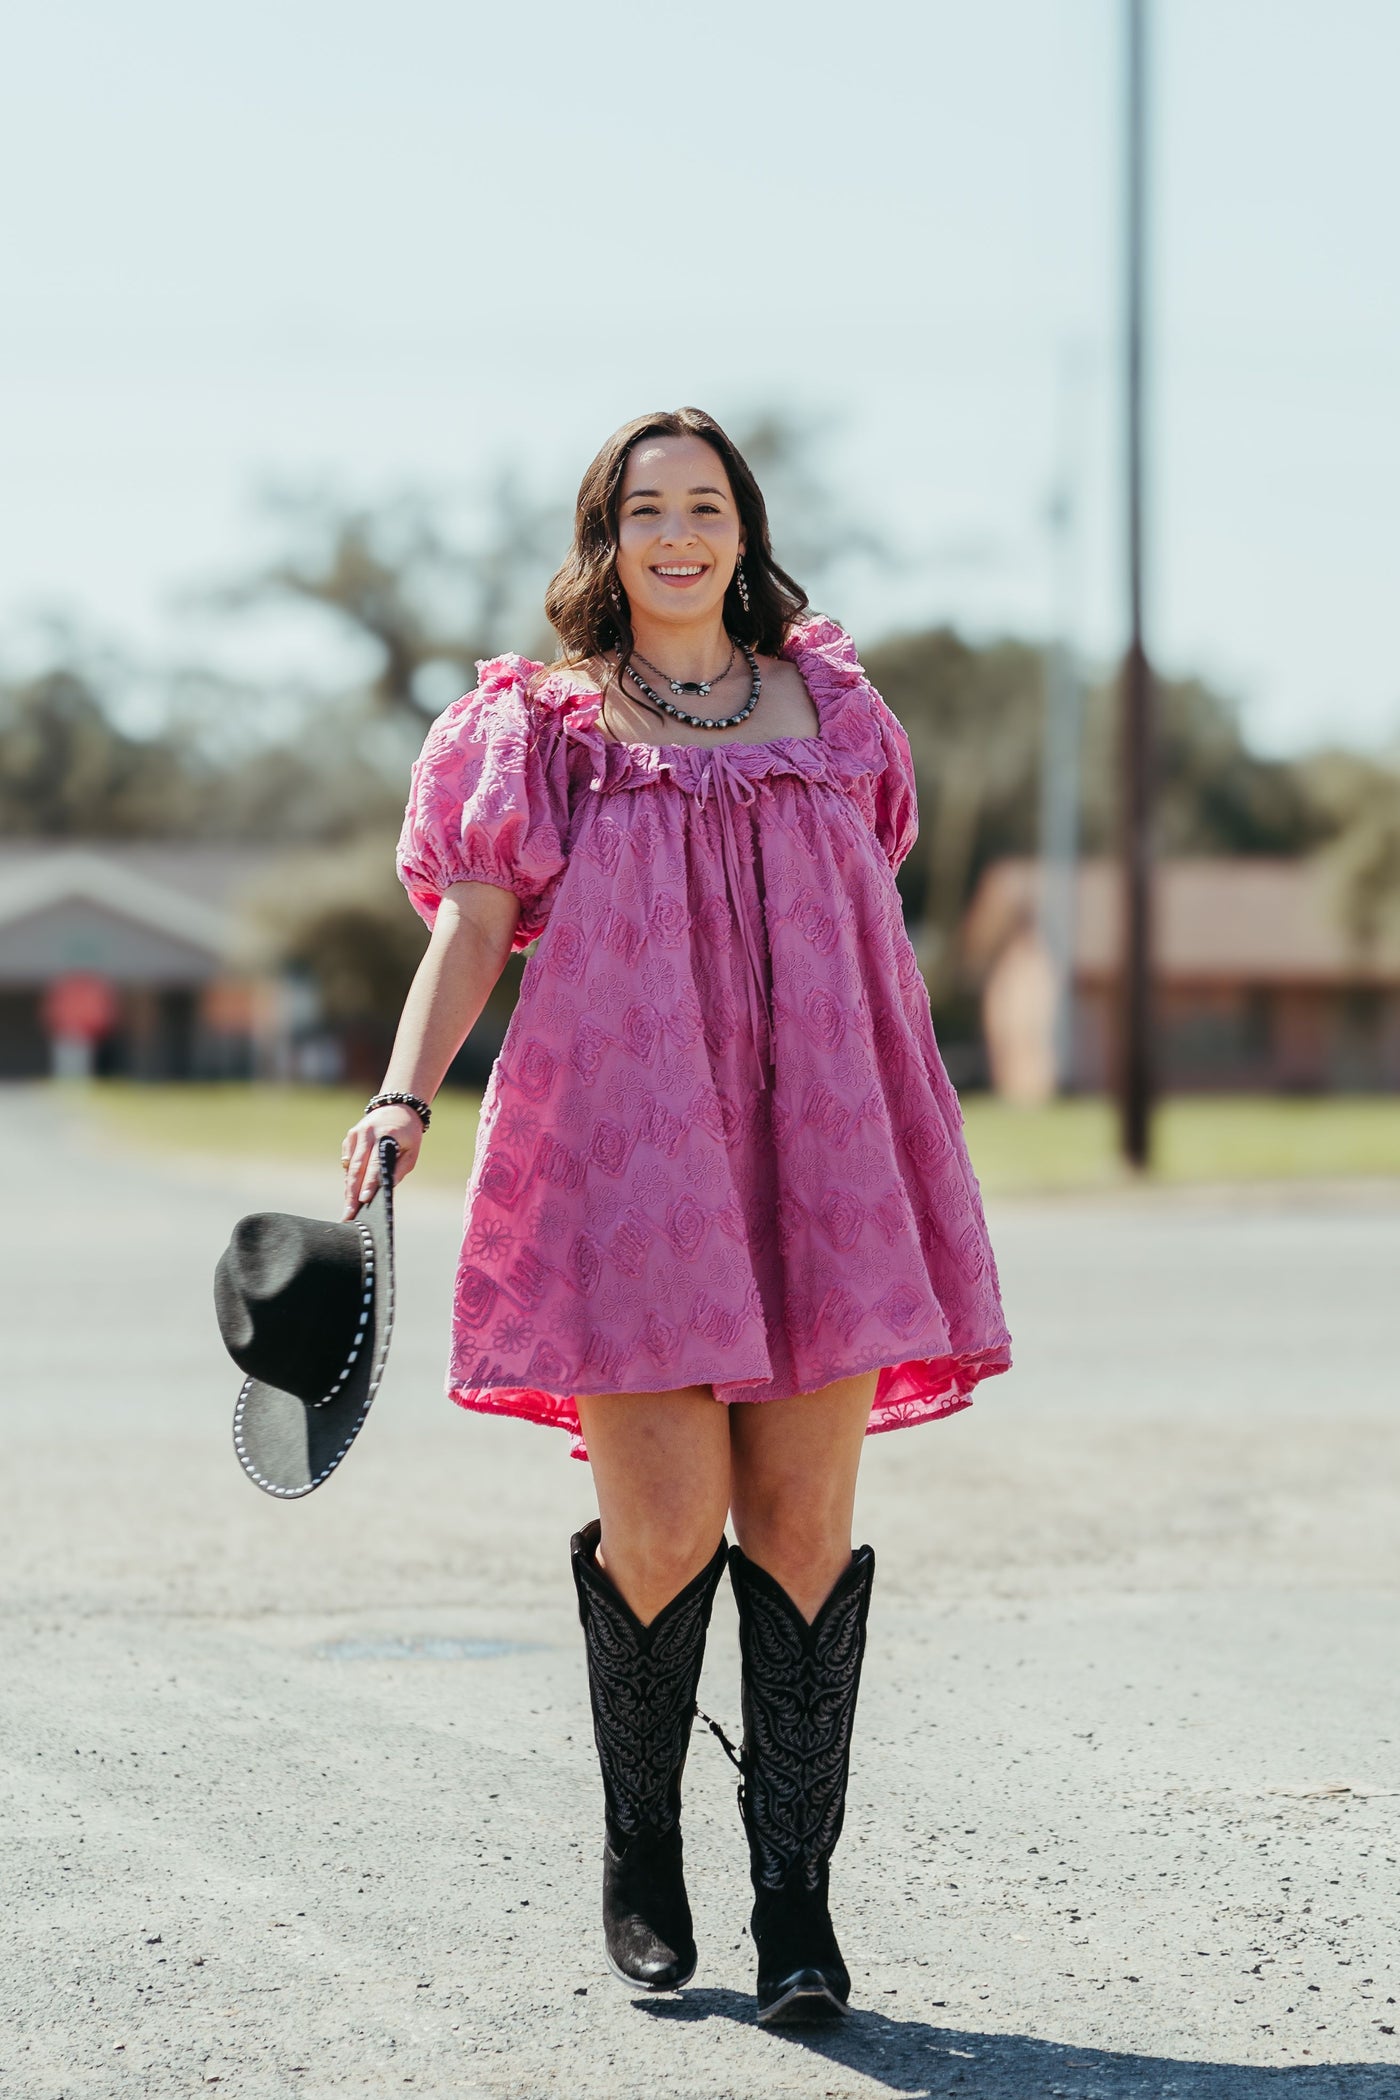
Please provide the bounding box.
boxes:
[693,502,721,515]
[627,502,660,516]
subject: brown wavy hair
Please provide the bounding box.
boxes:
[544,407,809,665]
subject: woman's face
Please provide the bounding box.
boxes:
[614,434,744,632]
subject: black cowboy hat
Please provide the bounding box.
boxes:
[213,1136,398,1499]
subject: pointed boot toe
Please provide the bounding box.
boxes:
[604,1932,697,1993]
[757,1965,851,2025]
[752,1879,851,2023]
[603,1827,698,1991]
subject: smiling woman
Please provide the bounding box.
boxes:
[549,411,802,642]
[544,406,817,745]
[337,405,1011,2025]
[545,413,810,692]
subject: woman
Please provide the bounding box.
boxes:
[340,407,1011,2024]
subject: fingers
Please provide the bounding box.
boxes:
[340,1124,375,1220]
[339,1115,419,1219]
[340,1124,416,1218]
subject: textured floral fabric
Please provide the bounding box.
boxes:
[397,616,1011,1460]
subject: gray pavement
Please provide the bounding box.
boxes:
[3,1083,1399,2099]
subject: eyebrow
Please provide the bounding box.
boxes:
[624,485,729,499]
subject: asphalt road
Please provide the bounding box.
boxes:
[3,1085,1399,2099]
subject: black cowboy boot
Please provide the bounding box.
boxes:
[728,1543,876,2025]
[570,1518,728,1991]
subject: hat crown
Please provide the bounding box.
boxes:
[215,1211,367,1405]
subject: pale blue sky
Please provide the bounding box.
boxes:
[2,0,1397,752]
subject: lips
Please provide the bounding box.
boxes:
[651,563,710,588]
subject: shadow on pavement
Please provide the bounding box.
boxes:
[637,1987,1393,2096]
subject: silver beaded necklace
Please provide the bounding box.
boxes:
[622,640,762,732]
[631,638,736,698]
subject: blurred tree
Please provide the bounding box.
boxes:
[1077,673,1324,861]
[176,677,407,845]
[0,658,409,845]
[239,834,524,1086]
[864,628,1044,992]
[222,478,567,724]
[242,836,424,1023]
[0,666,196,836]
[865,627,1335,1000]
[1299,747,1400,953]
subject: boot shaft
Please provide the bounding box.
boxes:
[728,1545,875,1893]
[571,1520,728,1840]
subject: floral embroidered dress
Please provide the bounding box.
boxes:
[397,615,1011,1460]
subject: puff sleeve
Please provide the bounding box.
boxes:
[396,655,570,952]
[869,694,919,874]
[789,614,919,875]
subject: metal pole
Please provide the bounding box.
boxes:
[1120,0,1155,1167]
[1038,354,1086,1092]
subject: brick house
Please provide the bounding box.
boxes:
[961,857,1400,1099]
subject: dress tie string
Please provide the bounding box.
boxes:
[695,749,771,1091]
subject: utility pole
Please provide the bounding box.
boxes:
[1120,0,1156,1167]
[1038,354,1086,1093]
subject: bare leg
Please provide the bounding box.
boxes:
[727,1372,877,1621]
[575,1384,732,1625]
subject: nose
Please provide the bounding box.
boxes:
[657,509,699,547]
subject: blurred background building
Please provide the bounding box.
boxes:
[0,844,272,1080]
[965,856,1400,1101]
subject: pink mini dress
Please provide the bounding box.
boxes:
[397,615,1011,1460]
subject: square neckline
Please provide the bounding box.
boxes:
[547,639,826,757]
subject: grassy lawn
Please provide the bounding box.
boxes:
[67,1081,1400,1197]
[960,1094,1400,1193]
[70,1083,482,1188]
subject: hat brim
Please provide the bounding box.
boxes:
[231,1146,396,1499]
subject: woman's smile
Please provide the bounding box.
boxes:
[651,562,710,586]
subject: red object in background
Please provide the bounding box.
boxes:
[42,972,119,1041]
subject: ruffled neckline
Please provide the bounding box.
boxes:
[479,615,885,795]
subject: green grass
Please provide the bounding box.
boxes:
[68,1081,1400,1197]
[960,1094,1400,1194]
[70,1082,482,1187]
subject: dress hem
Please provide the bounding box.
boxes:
[446,1341,1011,1463]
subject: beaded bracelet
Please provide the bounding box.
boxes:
[365,1090,432,1132]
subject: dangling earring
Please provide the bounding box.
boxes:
[735,557,751,615]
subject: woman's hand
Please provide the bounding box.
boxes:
[340,1104,423,1219]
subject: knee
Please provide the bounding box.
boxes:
[598,1514,725,1623]
[731,1502,852,1613]
[733,1470,849,1563]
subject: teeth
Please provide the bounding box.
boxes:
[654,565,704,576]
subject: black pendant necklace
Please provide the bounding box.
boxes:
[632,638,736,698]
[623,642,762,731]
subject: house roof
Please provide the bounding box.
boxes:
[961,857,1400,986]
[0,844,274,962]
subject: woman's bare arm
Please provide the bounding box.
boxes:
[340,880,521,1216]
